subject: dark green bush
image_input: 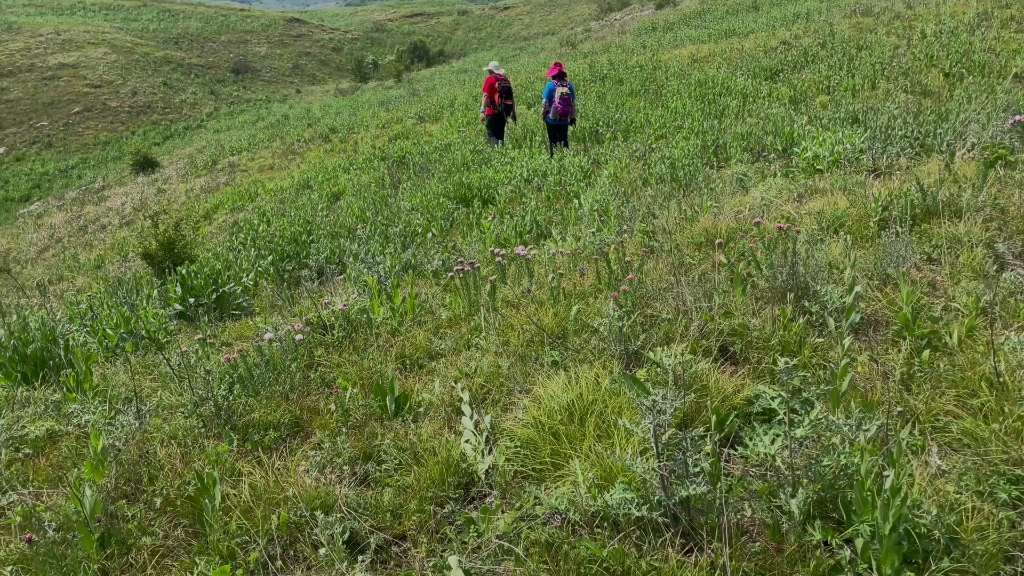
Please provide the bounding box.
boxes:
[348,53,379,83]
[126,147,160,175]
[137,210,197,280]
[229,57,254,76]
[596,0,632,16]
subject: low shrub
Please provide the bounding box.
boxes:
[126,147,159,176]
[229,57,254,76]
[67,272,175,356]
[137,209,197,280]
[165,258,255,322]
[0,309,79,387]
[597,0,632,16]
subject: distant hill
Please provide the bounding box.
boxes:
[173,0,502,11]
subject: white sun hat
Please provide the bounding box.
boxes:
[484,61,505,75]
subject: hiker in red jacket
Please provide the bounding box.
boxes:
[480,61,516,146]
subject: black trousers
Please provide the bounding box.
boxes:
[546,122,569,157]
[485,113,507,146]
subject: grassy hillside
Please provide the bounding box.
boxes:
[3,0,1024,574]
[0,0,596,220]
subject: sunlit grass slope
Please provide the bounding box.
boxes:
[3,0,1024,574]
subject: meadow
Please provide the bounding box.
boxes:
[2,0,1024,573]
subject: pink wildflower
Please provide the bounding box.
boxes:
[625,257,633,264]
[321,299,330,307]
[338,303,347,311]
[294,333,305,342]
[332,388,340,395]
[794,227,802,235]
[715,238,724,248]
[626,274,635,282]
[620,285,629,292]
[206,339,214,345]
[24,534,35,546]
[1007,114,1024,128]
[263,332,275,341]
[753,217,763,226]
[294,322,303,331]
[514,245,528,256]
[447,272,455,279]
[194,334,204,341]
[181,347,189,354]
[611,292,620,300]
[223,354,235,363]
[641,248,650,255]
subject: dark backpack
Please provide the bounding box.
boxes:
[493,74,516,119]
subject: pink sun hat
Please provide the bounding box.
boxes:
[545,61,565,78]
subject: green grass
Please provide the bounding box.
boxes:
[3,0,1024,573]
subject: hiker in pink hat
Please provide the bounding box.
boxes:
[541,62,576,157]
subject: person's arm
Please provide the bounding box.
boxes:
[541,82,552,117]
[480,77,494,122]
[569,83,577,121]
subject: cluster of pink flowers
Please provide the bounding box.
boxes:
[288,321,310,342]
[222,347,245,364]
[489,247,508,264]
[513,245,538,259]
[448,258,481,278]
[770,223,801,235]
[610,273,637,301]
[321,296,352,311]
[1007,114,1024,128]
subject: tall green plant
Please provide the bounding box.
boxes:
[826,253,862,413]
